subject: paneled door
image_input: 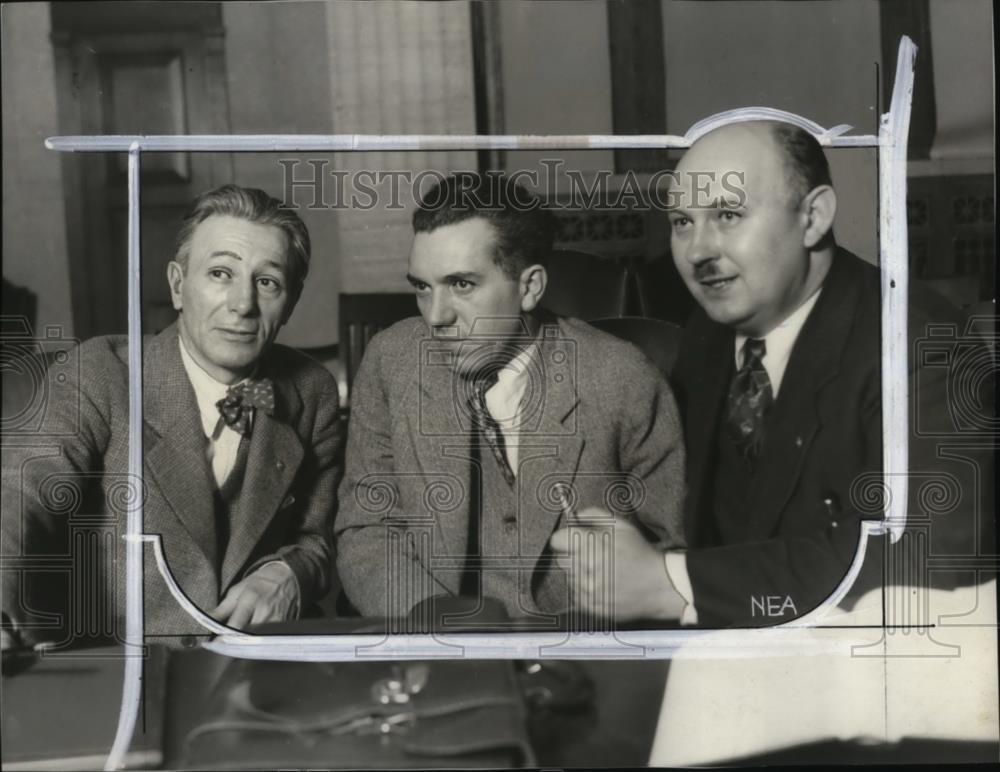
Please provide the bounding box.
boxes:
[51,3,234,337]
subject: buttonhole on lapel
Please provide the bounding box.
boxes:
[281,494,296,509]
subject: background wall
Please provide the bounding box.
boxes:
[927,0,993,161]
[0,0,993,346]
[491,0,882,260]
[323,0,478,297]
[661,0,882,260]
[222,0,342,348]
[498,0,615,180]
[2,3,74,337]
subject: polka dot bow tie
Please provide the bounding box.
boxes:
[216,378,276,436]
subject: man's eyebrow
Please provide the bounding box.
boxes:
[669,197,743,212]
[443,271,480,282]
[258,259,288,273]
[406,271,482,285]
[208,251,287,273]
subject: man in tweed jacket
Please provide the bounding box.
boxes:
[2,186,342,648]
[335,175,686,624]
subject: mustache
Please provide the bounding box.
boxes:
[692,261,727,282]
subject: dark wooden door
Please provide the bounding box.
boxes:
[51,2,234,337]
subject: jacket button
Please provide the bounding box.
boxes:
[275,460,284,471]
[795,436,803,448]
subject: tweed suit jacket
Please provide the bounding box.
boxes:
[335,315,686,619]
[1,323,343,645]
[673,249,994,627]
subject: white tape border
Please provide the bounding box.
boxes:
[42,37,916,769]
[103,145,143,771]
[46,128,877,153]
[880,37,917,542]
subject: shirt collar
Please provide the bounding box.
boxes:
[484,342,538,425]
[178,336,246,438]
[734,287,822,396]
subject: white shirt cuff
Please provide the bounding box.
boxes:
[664,551,699,626]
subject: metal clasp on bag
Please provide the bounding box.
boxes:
[371,663,430,706]
[349,711,418,736]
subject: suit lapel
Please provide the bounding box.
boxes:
[678,317,733,539]
[746,252,864,535]
[142,324,218,567]
[408,347,474,561]
[403,320,584,567]
[517,320,584,567]
[220,364,305,589]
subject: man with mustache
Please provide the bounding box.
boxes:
[335,173,686,623]
[2,185,343,649]
[569,119,992,627]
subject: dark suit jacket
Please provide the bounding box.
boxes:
[673,249,994,627]
[335,315,686,619]
[1,323,343,645]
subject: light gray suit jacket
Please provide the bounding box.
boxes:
[335,315,685,619]
[1,323,343,645]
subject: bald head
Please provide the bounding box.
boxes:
[667,119,838,337]
[678,121,832,208]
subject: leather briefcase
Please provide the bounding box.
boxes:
[163,649,536,769]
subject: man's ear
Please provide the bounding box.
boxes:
[167,261,185,311]
[801,185,837,249]
[519,264,547,313]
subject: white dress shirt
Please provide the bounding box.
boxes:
[666,288,823,624]
[178,337,245,489]
[178,338,299,608]
[482,342,538,476]
[733,288,823,398]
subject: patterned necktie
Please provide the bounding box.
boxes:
[726,338,773,468]
[216,378,276,436]
[468,372,516,486]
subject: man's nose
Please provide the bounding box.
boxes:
[426,290,457,328]
[228,278,258,316]
[682,222,721,266]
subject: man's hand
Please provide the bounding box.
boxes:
[210,561,299,630]
[550,507,685,623]
[1,627,16,651]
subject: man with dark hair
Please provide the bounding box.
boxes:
[2,184,343,648]
[411,172,555,279]
[335,173,686,622]
[574,119,992,627]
